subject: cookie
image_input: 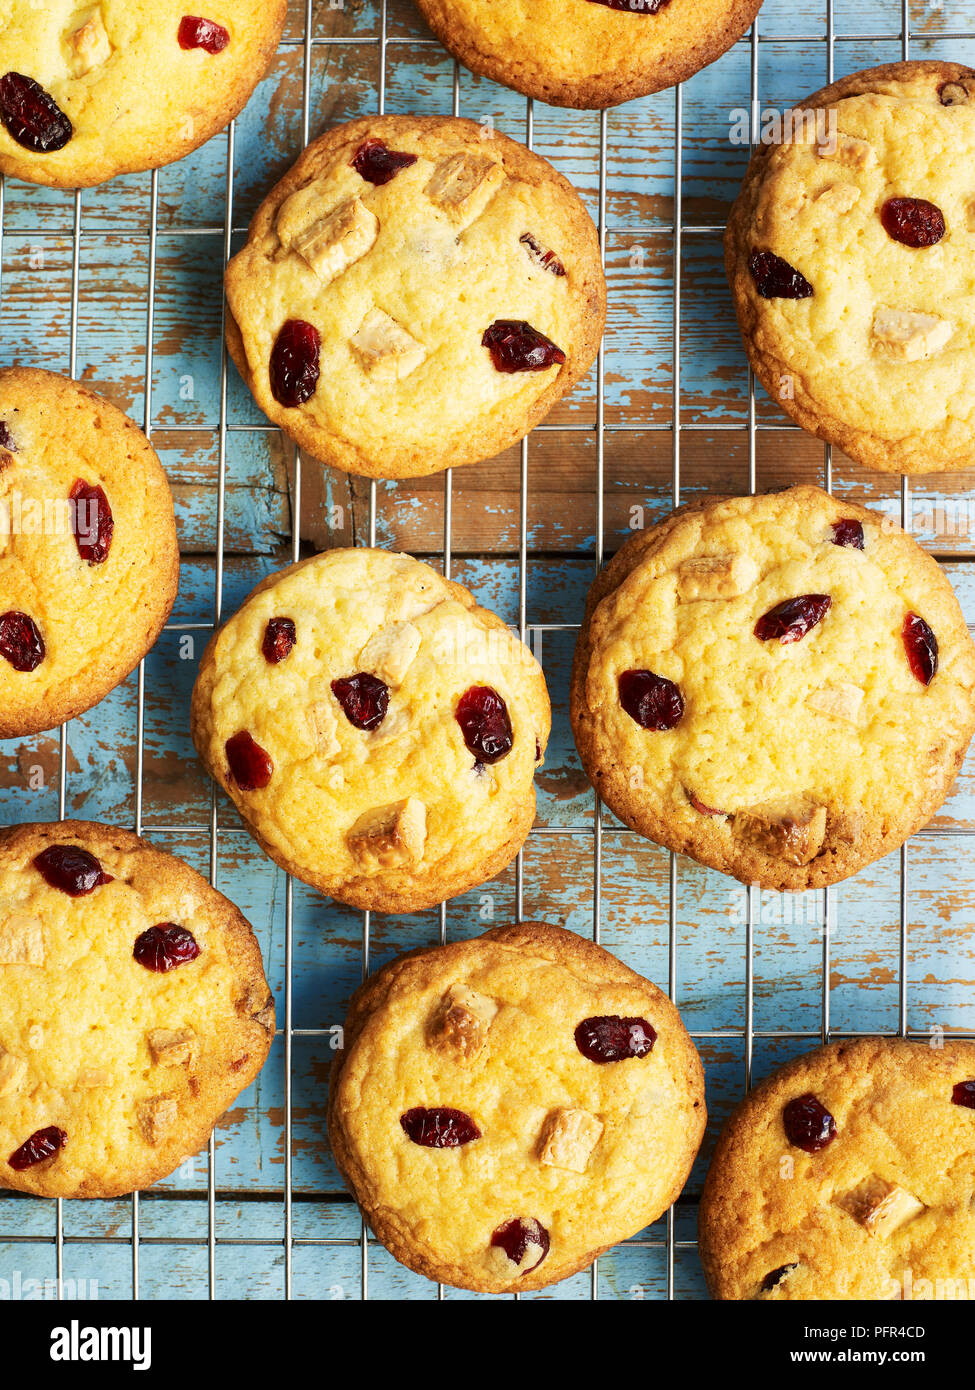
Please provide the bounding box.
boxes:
[415,0,763,110]
[0,2,286,189]
[570,486,975,891]
[0,820,274,1199]
[190,548,551,913]
[699,1036,975,1301]
[224,114,605,479]
[0,368,179,739]
[327,921,705,1293]
[726,61,975,475]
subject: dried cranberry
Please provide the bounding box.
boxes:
[618,669,684,731]
[0,611,44,672]
[0,73,72,153]
[903,613,938,686]
[748,250,813,300]
[69,479,114,565]
[455,686,513,765]
[952,1080,975,1108]
[34,845,113,897]
[783,1094,836,1153]
[351,138,417,185]
[754,595,830,644]
[0,421,16,451]
[761,1262,797,1292]
[587,0,669,8]
[270,320,321,408]
[331,673,389,730]
[831,518,864,550]
[8,1126,66,1172]
[575,1015,656,1063]
[226,730,274,790]
[178,16,231,53]
[400,1107,481,1147]
[490,1218,550,1273]
[880,197,946,249]
[133,923,201,974]
[688,791,724,816]
[262,617,296,665]
[519,233,566,277]
[482,320,566,373]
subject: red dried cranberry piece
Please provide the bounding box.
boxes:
[0,611,45,672]
[575,1015,656,1063]
[688,791,724,816]
[831,518,864,550]
[455,685,513,765]
[270,320,321,408]
[903,613,938,686]
[490,1218,550,1273]
[0,73,72,153]
[0,421,16,451]
[754,595,830,644]
[133,923,201,974]
[400,1107,481,1148]
[748,250,813,300]
[8,1126,66,1172]
[351,138,417,185]
[952,1080,975,1108]
[482,320,566,373]
[69,479,114,565]
[331,673,389,730]
[226,730,274,790]
[783,1093,836,1152]
[761,1262,797,1292]
[587,0,669,9]
[34,845,113,897]
[880,197,946,248]
[618,669,684,731]
[178,16,231,53]
[519,233,566,277]
[262,616,296,665]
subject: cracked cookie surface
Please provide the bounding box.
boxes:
[570,486,975,891]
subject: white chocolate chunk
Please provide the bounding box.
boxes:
[815,182,861,215]
[137,1096,178,1146]
[69,8,112,77]
[350,308,426,379]
[967,200,975,233]
[817,132,877,169]
[0,1052,26,1097]
[0,913,44,966]
[285,195,379,283]
[76,1068,111,1089]
[838,1177,925,1237]
[425,151,504,226]
[872,307,953,362]
[806,681,864,725]
[308,700,341,757]
[538,1108,604,1174]
[735,797,827,867]
[347,798,426,871]
[148,1028,197,1068]
[429,984,498,1061]
[677,552,758,601]
[357,622,421,686]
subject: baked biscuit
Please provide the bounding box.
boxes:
[328,922,706,1293]
[224,114,606,479]
[727,61,975,474]
[0,1,286,188]
[699,1037,975,1300]
[0,368,179,738]
[414,0,763,110]
[0,820,273,1199]
[570,486,975,890]
[190,548,551,913]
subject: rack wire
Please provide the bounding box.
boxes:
[1,0,973,1300]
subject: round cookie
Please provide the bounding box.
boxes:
[224,114,606,480]
[726,61,975,475]
[699,1037,975,1300]
[0,368,179,739]
[0,820,274,1200]
[415,0,763,110]
[328,921,706,1293]
[0,2,286,189]
[190,548,551,913]
[570,486,975,891]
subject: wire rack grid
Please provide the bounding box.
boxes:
[1,0,974,1301]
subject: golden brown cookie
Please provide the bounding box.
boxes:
[699,1037,975,1300]
[0,820,274,1199]
[328,922,706,1292]
[0,368,179,738]
[726,61,975,474]
[570,486,975,891]
[224,114,605,480]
